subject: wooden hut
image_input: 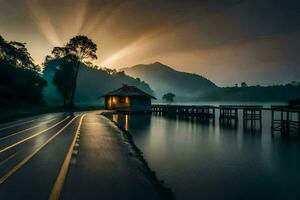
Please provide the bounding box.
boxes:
[102,85,156,112]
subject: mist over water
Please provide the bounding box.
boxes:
[110,108,300,200]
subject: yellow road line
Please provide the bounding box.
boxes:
[0,115,80,185]
[0,116,70,153]
[48,114,85,200]
[0,117,59,142]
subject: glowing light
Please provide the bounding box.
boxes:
[100,33,155,66]
[125,96,129,104]
[108,97,112,109]
[26,0,62,46]
[63,0,89,37]
[112,96,117,104]
[112,114,118,123]
[25,0,89,46]
[125,115,129,131]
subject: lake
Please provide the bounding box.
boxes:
[108,108,300,200]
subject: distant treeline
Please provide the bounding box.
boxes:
[43,60,153,105]
[0,35,46,107]
[198,85,300,102]
[1,34,299,108]
[42,35,153,106]
[0,34,153,108]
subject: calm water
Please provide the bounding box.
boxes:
[110,109,300,200]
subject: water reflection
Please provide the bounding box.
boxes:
[112,113,151,132]
[109,113,300,200]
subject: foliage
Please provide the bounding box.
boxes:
[49,35,98,107]
[241,82,247,87]
[102,67,118,75]
[0,35,46,107]
[43,60,154,105]
[162,93,176,103]
[0,35,41,71]
[0,59,46,105]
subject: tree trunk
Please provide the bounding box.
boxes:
[69,61,80,107]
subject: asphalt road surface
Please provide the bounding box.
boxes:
[0,112,162,200]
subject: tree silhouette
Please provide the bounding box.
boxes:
[162,93,176,103]
[0,35,46,106]
[0,36,41,71]
[51,35,98,107]
[241,82,248,87]
[52,61,75,106]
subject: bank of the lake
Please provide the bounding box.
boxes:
[102,112,173,200]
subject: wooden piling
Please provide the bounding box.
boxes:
[242,106,263,131]
[152,104,300,135]
[151,105,216,122]
[271,106,300,135]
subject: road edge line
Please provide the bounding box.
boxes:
[48,114,85,200]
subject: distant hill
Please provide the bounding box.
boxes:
[198,85,300,102]
[121,62,217,100]
[43,60,153,106]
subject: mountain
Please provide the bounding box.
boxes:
[43,60,153,106]
[198,85,300,102]
[121,62,217,100]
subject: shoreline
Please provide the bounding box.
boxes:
[102,112,173,200]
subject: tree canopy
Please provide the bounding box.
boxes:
[162,93,176,103]
[49,35,98,107]
[0,35,46,106]
[0,35,41,71]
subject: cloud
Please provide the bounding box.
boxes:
[1,0,299,85]
[25,0,62,46]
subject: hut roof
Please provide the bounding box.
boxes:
[102,85,156,99]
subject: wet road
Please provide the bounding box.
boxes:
[0,112,161,200]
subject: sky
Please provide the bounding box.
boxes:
[0,0,300,86]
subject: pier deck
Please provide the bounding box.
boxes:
[152,104,300,134]
[152,105,215,121]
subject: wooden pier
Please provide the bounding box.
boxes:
[151,104,300,135]
[218,105,262,129]
[219,105,238,126]
[151,105,216,121]
[271,106,300,135]
[242,106,263,131]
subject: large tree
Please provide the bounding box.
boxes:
[51,35,97,107]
